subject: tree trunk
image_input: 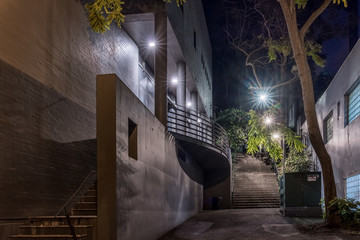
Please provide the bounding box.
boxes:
[278,1,340,226]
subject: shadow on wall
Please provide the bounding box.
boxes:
[0,59,96,218]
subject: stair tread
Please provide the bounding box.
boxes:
[27,216,97,219]
[10,234,87,237]
[21,225,92,228]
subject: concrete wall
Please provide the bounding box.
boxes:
[166,0,213,117]
[302,40,360,198]
[97,75,203,240]
[0,0,141,218]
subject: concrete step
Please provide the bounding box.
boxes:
[71,209,97,216]
[74,202,96,209]
[231,204,279,209]
[27,216,97,226]
[84,190,97,197]
[232,192,279,196]
[82,196,96,202]
[19,225,92,235]
[9,234,87,240]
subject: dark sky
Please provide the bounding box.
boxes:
[201,0,358,112]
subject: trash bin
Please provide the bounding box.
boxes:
[211,197,222,210]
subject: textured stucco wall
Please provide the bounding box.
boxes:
[0,0,140,218]
[302,40,360,198]
[0,0,139,113]
[166,0,213,117]
[0,59,96,218]
[97,75,203,240]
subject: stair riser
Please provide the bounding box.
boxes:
[10,235,87,240]
[71,210,97,216]
[20,226,91,235]
[75,202,97,209]
[28,217,97,227]
[85,190,97,197]
[82,196,96,202]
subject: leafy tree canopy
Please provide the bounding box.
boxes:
[215,108,249,153]
[246,108,304,161]
[85,0,186,33]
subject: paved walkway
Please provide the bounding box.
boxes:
[158,208,359,240]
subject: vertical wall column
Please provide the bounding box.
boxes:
[155,11,168,126]
[190,91,198,112]
[97,74,118,240]
[176,61,186,134]
[176,61,186,107]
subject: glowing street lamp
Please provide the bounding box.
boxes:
[148,42,156,47]
[271,133,281,140]
[264,116,273,126]
[186,102,192,107]
[259,93,268,102]
[171,77,178,85]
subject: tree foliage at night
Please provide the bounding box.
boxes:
[215,108,249,153]
[246,109,304,162]
[85,0,186,33]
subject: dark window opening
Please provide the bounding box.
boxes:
[337,101,340,120]
[193,31,196,50]
[323,111,333,144]
[128,118,138,160]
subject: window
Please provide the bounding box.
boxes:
[346,174,360,201]
[337,101,340,120]
[323,111,333,143]
[128,118,138,160]
[345,77,360,126]
[193,31,197,50]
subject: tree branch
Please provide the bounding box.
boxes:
[300,0,332,40]
[249,75,298,90]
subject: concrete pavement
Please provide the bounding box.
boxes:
[158,208,360,240]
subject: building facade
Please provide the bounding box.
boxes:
[302,40,360,202]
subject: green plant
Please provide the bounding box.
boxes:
[285,148,313,173]
[328,198,360,225]
[215,108,250,153]
[246,108,304,162]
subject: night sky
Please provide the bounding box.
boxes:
[201,0,358,113]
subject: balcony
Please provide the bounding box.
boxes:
[167,102,231,188]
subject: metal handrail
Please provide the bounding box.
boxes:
[55,171,97,217]
[167,103,230,157]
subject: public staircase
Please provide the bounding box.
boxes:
[232,154,280,209]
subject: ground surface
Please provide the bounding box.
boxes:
[158,208,360,240]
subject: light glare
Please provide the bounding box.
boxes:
[272,133,281,139]
[171,77,178,84]
[264,117,273,125]
[149,42,156,47]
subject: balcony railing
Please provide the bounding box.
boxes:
[167,102,230,158]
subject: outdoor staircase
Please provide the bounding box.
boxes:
[232,154,280,208]
[9,184,97,240]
